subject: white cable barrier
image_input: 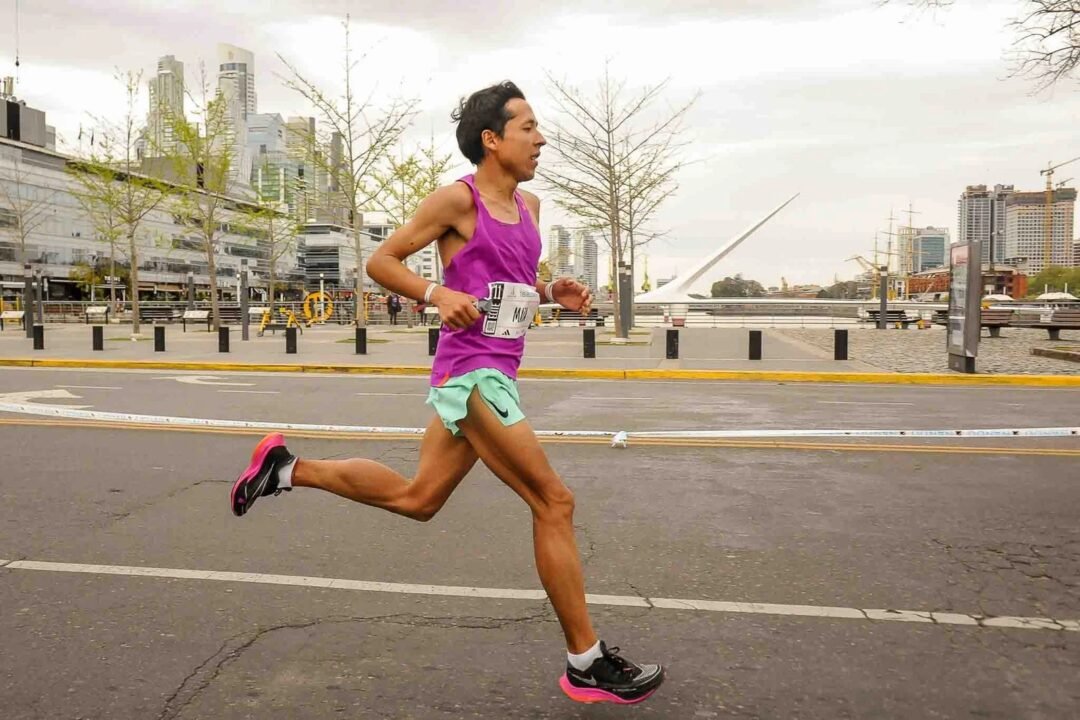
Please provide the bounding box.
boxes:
[1,401,1077,445]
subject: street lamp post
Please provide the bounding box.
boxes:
[240,259,250,341]
[878,265,889,330]
[187,271,195,310]
[22,263,33,338]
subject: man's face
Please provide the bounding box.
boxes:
[484,98,546,181]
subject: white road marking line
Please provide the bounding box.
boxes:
[818,401,914,406]
[3,560,1076,632]
[355,392,428,397]
[154,375,254,387]
[217,390,280,395]
[0,400,1076,440]
[54,385,121,390]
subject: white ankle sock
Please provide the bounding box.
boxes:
[276,457,297,489]
[567,640,602,671]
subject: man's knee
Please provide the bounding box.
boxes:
[398,484,444,522]
[535,482,575,523]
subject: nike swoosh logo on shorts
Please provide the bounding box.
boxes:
[487,400,510,418]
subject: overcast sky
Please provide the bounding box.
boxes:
[3,0,1078,290]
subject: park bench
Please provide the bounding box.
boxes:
[980,308,1014,338]
[84,306,110,324]
[865,309,916,328]
[0,310,25,331]
[181,309,211,332]
[217,305,242,325]
[1030,308,1080,341]
[139,306,181,324]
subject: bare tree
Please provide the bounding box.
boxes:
[0,147,54,265]
[278,15,418,326]
[540,65,696,337]
[160,63,241,331]
[881,1,1080,90]
[618,133,682,285]
[70,70,168,332]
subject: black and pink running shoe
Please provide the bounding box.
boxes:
[230,433,295,517]
[559,642,664,704]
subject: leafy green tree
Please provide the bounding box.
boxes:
[711,274,767,297]
[817,280,861,299]
[1026,265,1080,296]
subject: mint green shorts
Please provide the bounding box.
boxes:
[426,368,526,436]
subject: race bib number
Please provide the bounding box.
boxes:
[481,282,540,339]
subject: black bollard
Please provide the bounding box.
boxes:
[32,324,44,350]
[748,330,762,361]
[92,325,104,351]
[285,326,297,354]
[834,329,849,361]
[355,327,367,355]
[666,329,679,360]
[154,326,166,352]
[428,327,439,356]
[218,326,230,353]
[583,328,596,359]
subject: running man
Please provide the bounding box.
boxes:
[230,81,665,705]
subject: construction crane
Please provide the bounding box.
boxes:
[847,255,881,298]
[1040,157,1080,268]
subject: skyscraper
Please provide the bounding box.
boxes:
[958,184,1014,264]
[218,44,257,185]
[146,55,185,156]
[218,44,257,119]
[901,226,949,273]
[1003,189,1077,274]
[548,225,573,278]
[573,229,600,291]
[285,116,329,220]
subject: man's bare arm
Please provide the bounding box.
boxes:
[366,184,480,329]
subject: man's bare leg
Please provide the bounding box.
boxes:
[292,416,478,521]
[456,389,597,653]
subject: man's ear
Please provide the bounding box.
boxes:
[481,128,499,154]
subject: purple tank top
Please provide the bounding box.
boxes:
[430,175,541,386]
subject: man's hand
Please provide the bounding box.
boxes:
[550,278,593,315]
[431,286,480,329]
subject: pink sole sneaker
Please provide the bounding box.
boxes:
[230,433,286,516]
[558,673,659,705]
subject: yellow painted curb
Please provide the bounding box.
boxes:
[1,357,1079,387]
[620,369,1080,387]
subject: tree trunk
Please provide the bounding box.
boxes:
[129,229,141,336]
[268,262,276,311]
[207,237,221,331]
[610,225,622,339]
[109,244,116,307]
[628,227,636,330]
[354,225,366,327]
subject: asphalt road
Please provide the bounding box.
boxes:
[0,368,1077,719]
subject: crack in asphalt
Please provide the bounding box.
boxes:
[627,581,656,610]
[157,609,556,720]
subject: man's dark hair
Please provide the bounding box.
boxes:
[451,81,526,165]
